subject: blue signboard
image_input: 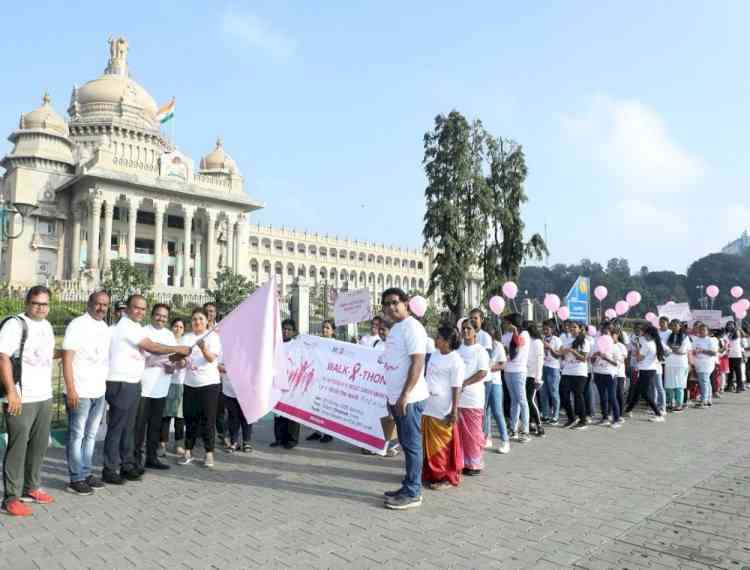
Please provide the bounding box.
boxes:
[565,276,590,324]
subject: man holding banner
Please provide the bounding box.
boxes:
[381,288,429,510]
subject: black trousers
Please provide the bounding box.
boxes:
[616,377,626,414]
[525,378,541,428]
[135,396,166,465]
[727,357,743,390]
[274,417,300,447]
[223,395,253,445]
[559,375,577,422]
[501,372,511,419]
[183,384,221,452]
[625,369,660,415]
[103,381,141,473]
[584,375,593,417]
[160,417,185,443]
[216,384,227,437]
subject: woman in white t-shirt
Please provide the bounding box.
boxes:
[502,313,531,443]
[610,329,628,426]
[724,321,744,392]
[178,308,223,467]
[663,319,691,412]
[692,323,719,407]
[525,324,545,437]
[624,324,666,421]
[161,317,186,456]
[591,324,620,426]
[456,320,490,475]
[540,320,563,425]
[559,321,591,430]
[422,326,466,489]
[482,330,510,454]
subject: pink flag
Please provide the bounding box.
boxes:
[215,280,289,424]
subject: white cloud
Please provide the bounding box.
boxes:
[561,93,706,193]
[612,198,688,235]
[222,6,296,59]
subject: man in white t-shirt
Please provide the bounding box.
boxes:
[358,316,382,348]
[134,303,176,471]
[469,309,493,354]
[62,290,111,496]
[0,286,57,516]
[381,288,428,510]
[103,295,190,485]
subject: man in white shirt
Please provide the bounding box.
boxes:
[469,309,493,354]
[381,288,428,510]
[0,286,57,516]
[62,290,111,496]
[134,303,176,471]
[358,317,382,348]
[103,295,190,485]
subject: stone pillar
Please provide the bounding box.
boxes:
[87,194,103,271]
[128,198,138,264]
[175,239,183,287]
[228,221,236,272]
[206,209,217,287]
[55,219,65,281]
[153,200,166,287]
[193,238,202,288]
[291,281,310,334]
[102,200,114,272]
[182,205,195,288]
[71,209,82,278]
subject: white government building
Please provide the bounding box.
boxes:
[0,37,483,309]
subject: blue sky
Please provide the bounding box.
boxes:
[2,1,749,273]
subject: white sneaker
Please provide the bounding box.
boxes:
[484,438,493,449]
[649,415,666,423]
[177,451,193,465]
[497,441,510,454]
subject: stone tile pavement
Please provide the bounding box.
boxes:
[2,394,750,569]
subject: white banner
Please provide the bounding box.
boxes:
[689,309,723,328]
[274,335,388,454]
[333,288,372,326]
[657,302,691,322]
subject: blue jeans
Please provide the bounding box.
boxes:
[540,366,561,420]
[653,370,666,410]
[697,372,712,404]
[389,399,425,498]
[66,396,106,482]
[506,372,529,433]
[483,383,509,442]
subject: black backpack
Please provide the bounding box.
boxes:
[0,315,28,396]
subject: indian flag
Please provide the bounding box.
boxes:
[156,98,175,124]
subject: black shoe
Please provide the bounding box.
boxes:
[269,441,281,447]
[282,442,297,450]
[383,488,404,498]
[85,475,106,489]
[66,480,94,496]
[121,469,142,481]
[320,434,333,443]
[136,466,146,476]
[385,494,422,510]
[571,420,588,431]
[306,432,322,441]
[462,468,481,476]
[563,418,576,428]
[535,426,546,437]
[145,459,171,470]
[102,470,125,485]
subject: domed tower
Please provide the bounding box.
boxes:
[67,36,164,173]
[1,93,76,284]
[197,137,243,193]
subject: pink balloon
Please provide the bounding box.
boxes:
[739,299,750,311]
[604,308,617,319]
[502,281,518,299]
[737,310,748,320]
[408,295,428,318]
[666,300,675,305]
[596,335,614,354]
[731,286,743,299]
[587,325,597,337]
[625,291,641,306]
[557,306,570,320]
[489,295,505,316]
[594,286,608,302]
[615,300,630,316]
[706,285,719,299]
[644,311,657,324]
[544,293,561,312]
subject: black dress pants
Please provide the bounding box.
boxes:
[135,396,166,465]
[103,381,141,474]
[183,384,221,452]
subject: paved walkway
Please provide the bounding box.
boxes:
[2,394,750,570]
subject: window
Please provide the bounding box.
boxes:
[136,211,155,226]
[37,217,56,236]
[110,235,119,250]
[113,207,123,221]
[166,215,185,229]
[135,238,155,254]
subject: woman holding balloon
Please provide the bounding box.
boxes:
[502,313,532,443]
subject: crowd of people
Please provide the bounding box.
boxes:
[0,285,745,515]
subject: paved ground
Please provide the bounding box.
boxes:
[2,393,750,570]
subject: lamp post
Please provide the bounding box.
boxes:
[0,194,38,281]
[695,283,706,310]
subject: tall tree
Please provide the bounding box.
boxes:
[206,268,255,316]
[101,258,150,304]
[423,111,488,322]
[482,136,547,300]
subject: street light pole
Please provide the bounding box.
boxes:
[0,194,38,282]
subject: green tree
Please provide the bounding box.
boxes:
[101,258,150,304]
[423,111,489,322]
[482,136,547,300]
[206,267,255,315]
[687,253,750,313]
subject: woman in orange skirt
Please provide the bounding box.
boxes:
[422,326,465,489]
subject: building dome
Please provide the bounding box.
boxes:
[20,93,67,136]
[76,73,158,121]
[200,137,240,175]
